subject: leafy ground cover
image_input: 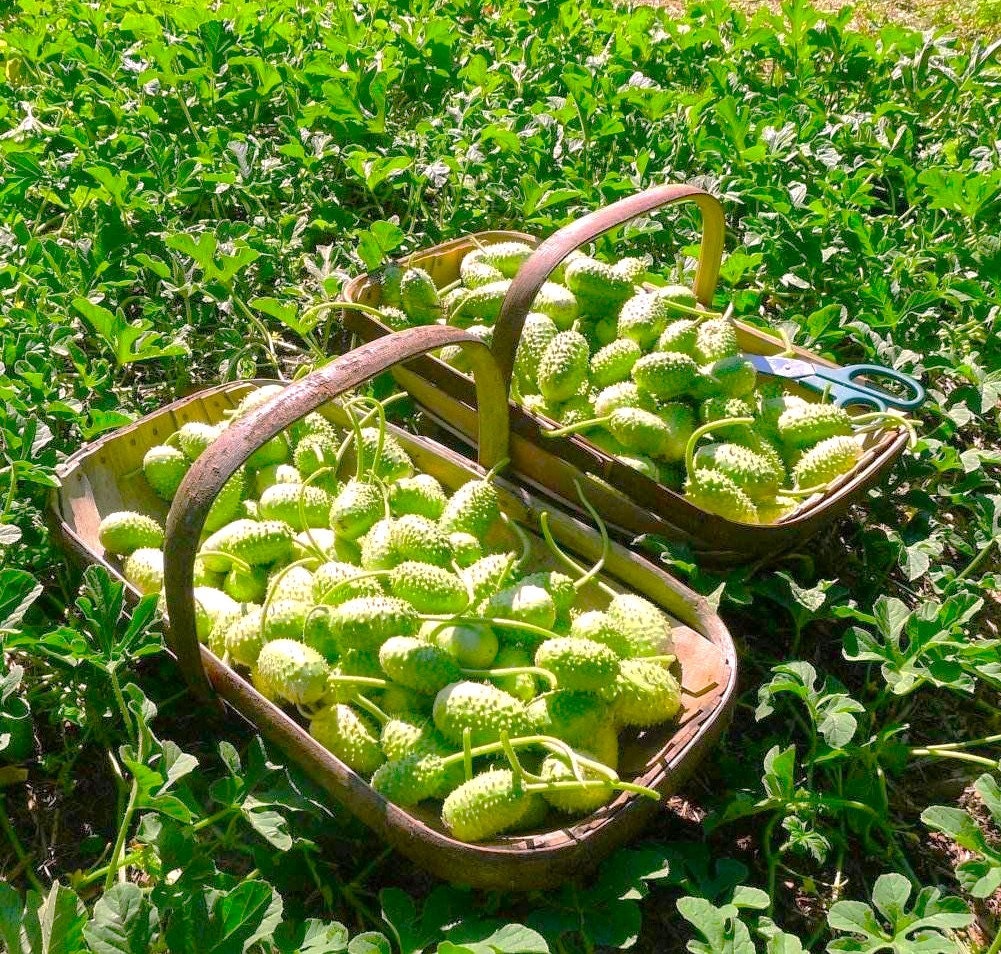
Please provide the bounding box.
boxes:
[1,0,999,950]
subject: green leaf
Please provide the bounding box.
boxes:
[72,298,188,366]
[83,883,158,954]
[21,882,87,954]
[210,880,283,954]
[346,932,392,954]
[0,570,42,632]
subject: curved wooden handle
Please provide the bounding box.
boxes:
[163,326,510,697]
[492,184,726,386]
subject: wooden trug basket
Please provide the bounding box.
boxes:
[343,184,908,567]
[50,327,738,891]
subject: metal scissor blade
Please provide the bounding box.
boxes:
[747,353,817,378]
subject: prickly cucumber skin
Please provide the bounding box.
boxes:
[293,434,340,479]
[694,355,757,401]
[143,445,190,501]
[531,282,579,330]
[122,548,165,596]
[514,312,559,394]
[254,463,302,498]
[606,407,672,458]
[98,511,164,555]
[537,331,590,404]
[684,468,759,524]
[461,553,517,604]
[603,658,681,728]
[230,385,285,421]
[380,683,431,717]
[656,318,700,358]
[246,434,291,470]
[518,571,575,616]
[379,305,412,331]
[694,442,783,502]
[460,256,505,289]
[486,581,556,631]
[776,403,853,451]
[424,620,499,669]
[478,241,534,278]
[203,470,247,534]
[221,609,269,667]
[564,257,634,317]
[258,483,332,531]
[371,752,451,806]
[256,639,329,707]
[489,644,537,702]
[199,519,294,573]
[439,480,500,538]
[378,264,404,306]
[525,689,609,746]
[357,428,414,482]
[693,317,739,364]
[388,562,468,615]
[309,704,384,774]
[617,293,672,349]
[399,267,441,325]
[632,351,699,401]
[359,518,398,571]
[793,435,861,488]
[653,403,695,463]
[611,256,648,283]
[539,752,614,815]
[329,480,383,541]
[174,421,225,461]
[448,532,482,568]
[556,393,597,428]
[379,636,462,694]
[267,565,315,604]
[432,681,532,747]
[293,528,360,566]
[379,716,434,762]
[449,279,511,327]
[590,338,642,389]
[391,514,454,567]
[192,586,242,644]
[390,474,448,520]
[700,396,756,428]
[569,610,632,658]
[605,594,674,658]
[327,596,419,652]
[593,382,654,419]
[535,637,620,692]
[442,768,540,842]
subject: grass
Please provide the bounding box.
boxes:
[0,0,999,950]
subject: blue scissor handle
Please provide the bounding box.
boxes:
[806,364,925,412]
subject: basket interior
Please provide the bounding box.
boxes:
[53,381,733,851]
[348,232,903,527]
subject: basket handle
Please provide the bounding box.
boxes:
[163,326,509,698]
[492,183,726,387]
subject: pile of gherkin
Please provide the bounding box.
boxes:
[96,385,680,842]
[376,242,903,524]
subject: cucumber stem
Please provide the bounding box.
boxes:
[541,414,612,440]
[538,512,618,600]
[352,693,391,726]
[684,416,755,480]
[461,665,558,691]
[570,478,609,591]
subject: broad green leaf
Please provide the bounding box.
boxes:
[83,883,158,954]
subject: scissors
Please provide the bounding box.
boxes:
[746,354,926,412]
